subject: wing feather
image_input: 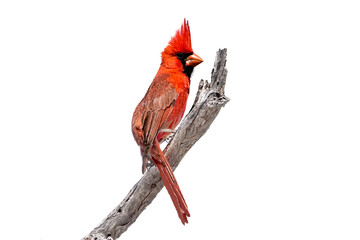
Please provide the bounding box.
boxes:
[140,74,178,153]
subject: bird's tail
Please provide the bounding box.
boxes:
[151,142,190,224]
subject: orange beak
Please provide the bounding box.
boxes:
[185,53,203,67]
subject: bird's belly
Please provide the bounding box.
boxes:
[157,92,188,143]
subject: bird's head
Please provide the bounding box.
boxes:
[161,19,203,78]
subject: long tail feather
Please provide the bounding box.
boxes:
[151,142,190,224]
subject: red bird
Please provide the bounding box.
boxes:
[131,19,203,224]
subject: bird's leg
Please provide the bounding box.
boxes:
[159,128,174,133]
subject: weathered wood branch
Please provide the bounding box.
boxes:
[82,48,229,240]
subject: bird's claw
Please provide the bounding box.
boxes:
[159,128,176,143]
[165,131,175,143]
[146,161,154,170]
[142,154,154,173]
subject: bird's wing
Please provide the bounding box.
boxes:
[141,73,178,150]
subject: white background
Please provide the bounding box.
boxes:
[1,0,359,239]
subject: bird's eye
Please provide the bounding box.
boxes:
[177,53,184,59]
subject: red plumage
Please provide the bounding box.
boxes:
[131,19,203,224]
[163,19,192,56]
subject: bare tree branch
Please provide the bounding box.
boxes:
[82,48,229,240]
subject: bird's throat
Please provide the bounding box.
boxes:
[183,66,194,79]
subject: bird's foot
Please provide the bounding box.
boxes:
[142,154,152,174]
[165,132,175,143]
[146,161,154,170]
[159,129,176,143]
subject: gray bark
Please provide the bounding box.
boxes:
[82,48,229,240]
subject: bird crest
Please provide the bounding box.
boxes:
[165,19,193,54]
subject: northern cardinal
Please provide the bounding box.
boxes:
[131,19,203,224]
